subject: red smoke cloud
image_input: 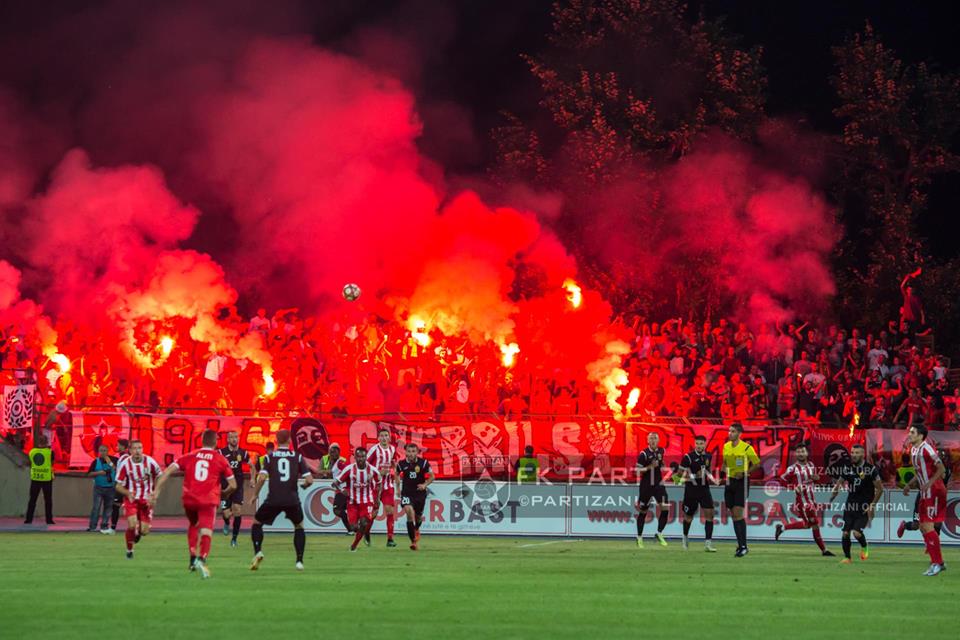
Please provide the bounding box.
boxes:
[0,3,839,414]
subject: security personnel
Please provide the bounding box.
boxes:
[318,443,350,531]
[722,423,760,557]
[24,435,55,525]
[515,446,539,483]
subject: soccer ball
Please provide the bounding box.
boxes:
[342,283,361,301]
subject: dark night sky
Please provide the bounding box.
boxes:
[2,0,958,254]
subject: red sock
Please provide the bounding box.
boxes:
[187,525,199,555]
[386,513,395,539]
[199,533,211,559]
[352,528,365,547]
[784,520,808,531]
[812,528,826,552]
[923,530,944,565]
[125,528,136,551]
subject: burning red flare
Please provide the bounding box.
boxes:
[563,278,583,309]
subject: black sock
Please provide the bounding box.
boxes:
[407,521,416,542]
[904,520,920,531]
[842,535,851,559]
[252,523,264,553]
[223,512,230,525]
[705,520,714,541]
[854,532,867,548]
[636,512,647,537]
[734,519,746,547]
[657,510,668,534]
[415,518,422,530]
[339,510,351,532]
[682,519,691,536]
[294,529,305,562]
[190,553,197,567]
[232,516,242,539]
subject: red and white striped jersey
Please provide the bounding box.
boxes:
[335,463,382,505]
[366,443,397,490]
[116,455,162,500]
[911,441,944,499]
[781,461,818,508]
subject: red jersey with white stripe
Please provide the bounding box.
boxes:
[780,461,818,509]
[176,448,233,506]
[116,455,162,500]
[911,441,945,499]
[335,462,382,505]
[366,443,397,491]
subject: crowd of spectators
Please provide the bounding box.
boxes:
[0,271,956,428]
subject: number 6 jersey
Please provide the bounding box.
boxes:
[176,447,233,506]
[259,448,312,505]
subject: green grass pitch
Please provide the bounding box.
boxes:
[1,532,955,638]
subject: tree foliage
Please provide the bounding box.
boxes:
[831,23,960,348]
[491,0,766,319]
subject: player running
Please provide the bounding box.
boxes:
[678,435,718,552]
[722,423,760,557]
[114,440,162,559]
[395,443,434,551]
[152,430,236,579]
[635,432,669,548]
[366,427,398,547]
[219,431,249,547]
[335,446,382,552]
[773,443,834,556]
[899,446,951,539]
[249,429,313,571]
[828,443,882,565]
[902,425,948,576]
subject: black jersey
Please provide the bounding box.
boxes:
[839,462,880,505]
[259,448,311,505]
[396,457,432,495]
[219,446,247,481]
[637,447,665,488]
[680,450,712,487]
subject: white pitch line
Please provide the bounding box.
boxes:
[518,539,584,548]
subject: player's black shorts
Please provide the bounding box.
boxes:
[682,486,714,516]
[724,477,747,509]
[400,492,427,516]
[912,493,921,521]
[843,502,870,531]
[220,485,244,509]
[638,484,668,507]
[333,492,348,514]
[255,501,304,526]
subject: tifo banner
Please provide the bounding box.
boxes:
[265,480,960,545]
[62,411,807,479]
[58,411,959,486]
[807,426,866,477]
[1,384,35,431]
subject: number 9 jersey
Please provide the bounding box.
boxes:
[259,449,311,505]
